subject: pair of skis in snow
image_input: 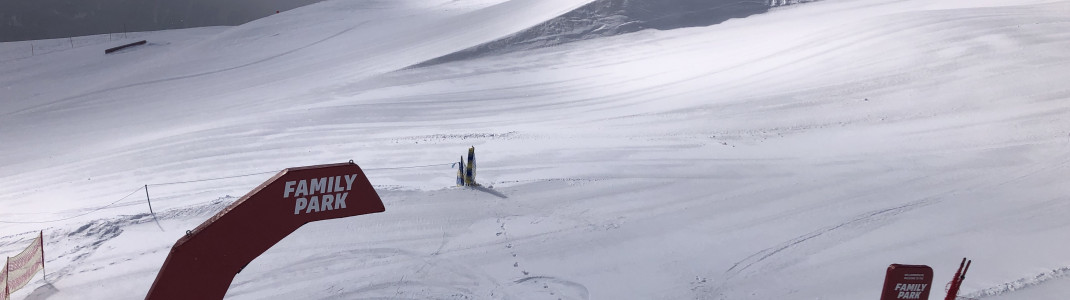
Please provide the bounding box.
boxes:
[457,146,477,186]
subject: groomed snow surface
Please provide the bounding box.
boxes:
[2,0,1070,299]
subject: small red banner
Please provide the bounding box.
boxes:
[2,231,45,299]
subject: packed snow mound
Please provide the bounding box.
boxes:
[414,0,817,67]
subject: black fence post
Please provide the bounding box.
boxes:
[145,185,155,215]
[145,185,164,231]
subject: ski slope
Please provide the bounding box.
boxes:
[2,0,1070,299]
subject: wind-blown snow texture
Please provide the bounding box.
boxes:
[2,0,1070,299]
[415,0,819,67]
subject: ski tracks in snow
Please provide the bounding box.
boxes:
[712,146,1070,297]
[493,212,590,300]
[511,276,591,300]
[240,247,501,300]
[722,198,933,280]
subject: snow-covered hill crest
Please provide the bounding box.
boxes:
[414,0,819,67]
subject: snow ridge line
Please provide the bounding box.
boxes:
[966,266,1070,298]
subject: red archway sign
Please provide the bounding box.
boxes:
[145,162,385,300]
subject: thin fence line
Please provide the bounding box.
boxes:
[364,163,454,170]
[147,170,281,187]
[145,162,454,186]
[1,33,131,64]
[0,161,454,224]
[0,186,144,224]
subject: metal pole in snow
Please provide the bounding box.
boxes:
[39,231,46,283]
[6,256,11,297]
[5,257,10,298]
[145,185,155,215]
[145,185,164,231]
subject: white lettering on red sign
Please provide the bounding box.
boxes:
[283,174,359,214]
[893,283,928,299]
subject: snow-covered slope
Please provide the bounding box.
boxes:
[2,0,1070,299]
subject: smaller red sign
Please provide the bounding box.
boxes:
[880,264,933,300]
